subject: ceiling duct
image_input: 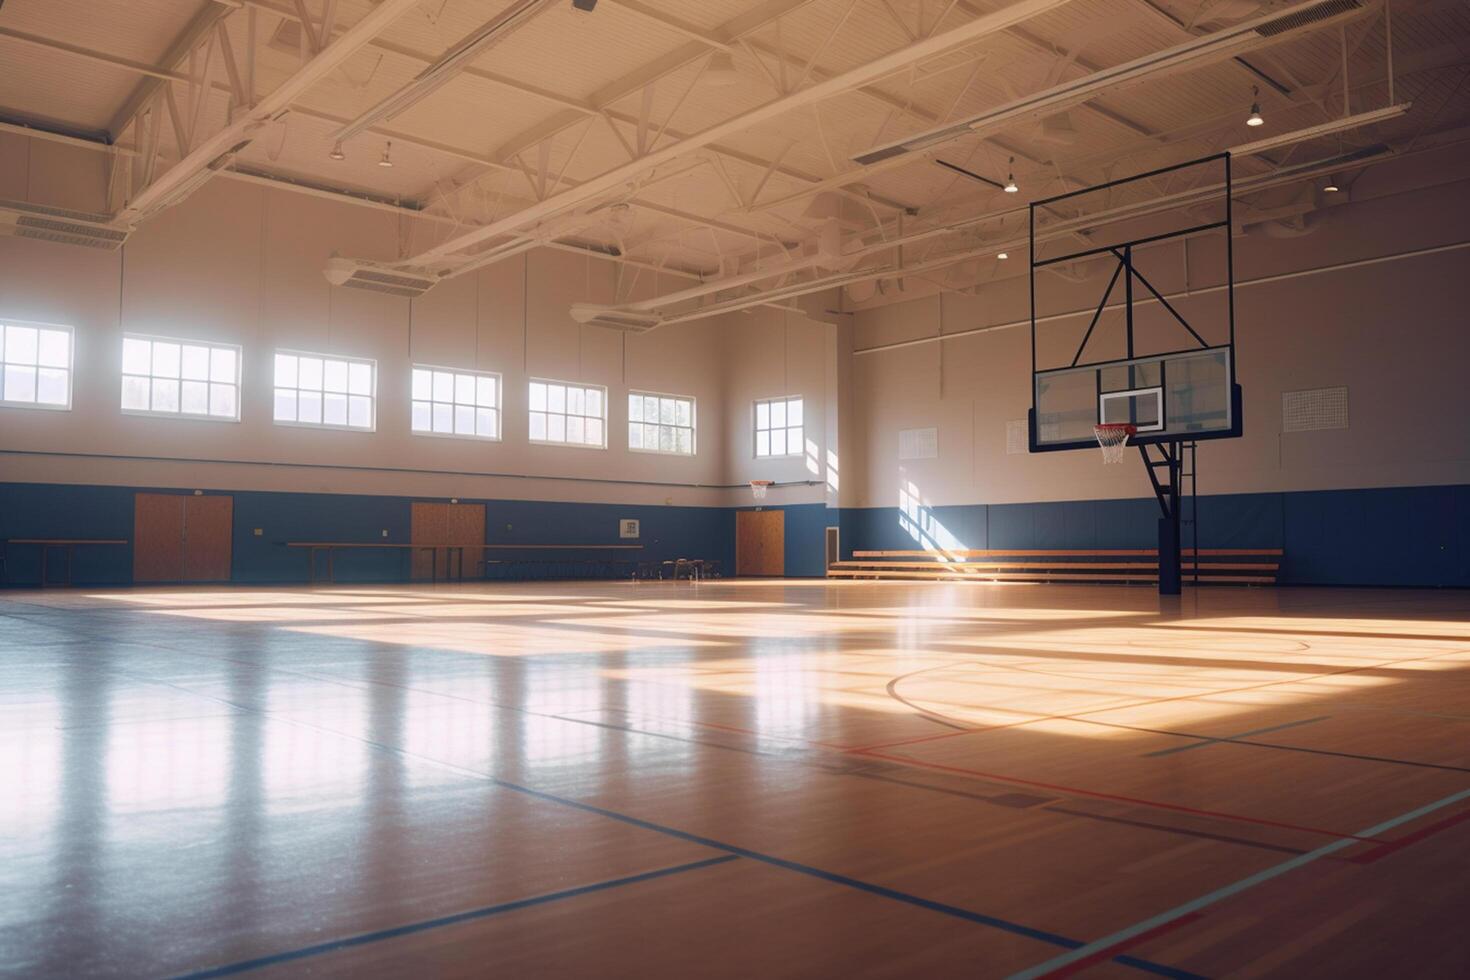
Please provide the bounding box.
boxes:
[1227,104,1411,157]
[324,256,438,296]
[333,0,556,144]
[853,0,1368,165]
[0,199,130,249]
[568,306,665,332]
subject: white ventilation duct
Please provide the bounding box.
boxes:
[0,200,130,250]
[324,255,438,296]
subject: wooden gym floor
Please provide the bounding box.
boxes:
[3,580,1469,978]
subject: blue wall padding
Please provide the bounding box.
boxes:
[2,482,1464,587]
[839,485,1468,588]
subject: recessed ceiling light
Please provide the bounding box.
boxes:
[378,141,394,168]
[997,251,1009,260]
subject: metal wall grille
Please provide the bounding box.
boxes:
[898,427,938,460]
[1006,419,1029,455]
[1282,386,1348,432]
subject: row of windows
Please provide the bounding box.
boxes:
[0,322,809,457]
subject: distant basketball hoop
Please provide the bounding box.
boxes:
[749,480,773,500]
[1094,423,1136,464]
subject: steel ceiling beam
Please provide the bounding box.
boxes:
[391,0,1082,270]
[117,0,421,223]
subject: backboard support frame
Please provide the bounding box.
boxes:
[1026,152,1242,595]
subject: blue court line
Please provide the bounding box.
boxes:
[1143,716,1332,757]
[380,752,1202,978]
[1006,785,1470,979]
[171,855,741,979]
[130,676,1199,979]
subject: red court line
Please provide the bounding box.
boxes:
[1039,912,1205,979]
[1350,805,1470,864]
[856,749,1388,843]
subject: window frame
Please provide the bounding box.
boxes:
[627,388,697,457]
[271,348,377,432]
[120,332,243,423]
[753,394,805,459]
[409,363,503,443]
[0,319,74,412]
[528,377,608,450]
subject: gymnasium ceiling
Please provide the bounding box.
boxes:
[0,0,1466,321]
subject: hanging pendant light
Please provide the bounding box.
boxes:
[1003,157,1018,193]
[329,142,345,161]
[1246,86,1264,127]
[378,141,394,168]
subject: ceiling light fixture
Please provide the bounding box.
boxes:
[1227,104,1410,158]
[1247,85,1264,126]
[1323,180,1340,192]
[851,0,1367,166]
[378,142,394,168]
[1003,158,1018,193]
[997,251,1009,260]
[333,0,556,145]
[329,142,345,161]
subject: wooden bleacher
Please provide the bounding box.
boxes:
[827,548,1281,585]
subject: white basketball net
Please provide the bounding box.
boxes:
[1094,424,1136,464]
[750,481,771,500]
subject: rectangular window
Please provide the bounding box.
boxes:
[273,350,375,430]
[529,379,605,448]
[754,396,803,457]
[411,365,500,440]
[0,321,72,410]
[628,390,695,456]
[121,335,240,420]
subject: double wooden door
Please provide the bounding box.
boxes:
[133,493,234,583]
[736,509,785,577]
[410,502,485,580]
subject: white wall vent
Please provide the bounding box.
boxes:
[1282,386,1348,432]
[1006,419,1030,455]
[898,427,938,460]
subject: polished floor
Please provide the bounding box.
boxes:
[3,580,1469,978]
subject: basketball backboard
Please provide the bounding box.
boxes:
[1027,153,1242,453]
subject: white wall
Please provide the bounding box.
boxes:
[842,145,1470,509]
[0,138,730,507]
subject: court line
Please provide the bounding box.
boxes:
[1350,806,1470,864]
[853,642,1470,753]
[170,855,741,979]
[856,749,1387,843]
[125,678,1198,980]
[1005,786,1470,980]
[1142,717,1331,757]
[1042,913,1204,979]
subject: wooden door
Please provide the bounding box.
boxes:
[736,510,785,577]
[183,495,233,582]
[446,503,485,580]
[410,502,447,580]
[134,493,185,583]
[412,502,484,580]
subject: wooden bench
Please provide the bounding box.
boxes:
[286,542,647,584]
[4,539,129,587]
[827,549,1282,585]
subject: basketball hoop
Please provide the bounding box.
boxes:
[1094,423,1136,464]
[749,480,773,500]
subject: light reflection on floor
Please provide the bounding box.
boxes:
[4,580,1469,977]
